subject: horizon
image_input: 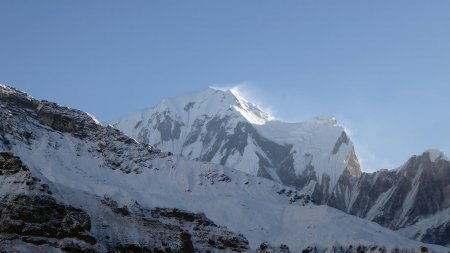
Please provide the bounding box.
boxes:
[1,1,449,172]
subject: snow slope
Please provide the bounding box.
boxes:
[114,87,361,204]
[1,84,448,252]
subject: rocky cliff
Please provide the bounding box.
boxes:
[329,150,450,246]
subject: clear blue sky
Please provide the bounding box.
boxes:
[1,1,449,171]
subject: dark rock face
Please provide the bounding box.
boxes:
[255,243,428,253]
[302,246,317,253]
[98,204,249,253]
[38,106,75,133]
[0,194,94,244]
[420,221,450,246]
[154,111,184,142]
[0,152,28,175]
[149,207,249,252]
[36,101,99,138]
[411,156,450,220]
[257,242,290,253]
[101,195,131,216]
[200,116,235,162]
[312,174,331,205]
[183,118,206,147]
[326,169,359,211]
[329,151,450,246]
[151,208,217,227]
[184,102,195,111]
[332,131,350,155]
[358,153,449,228]
[348,170,393,217]
[0,85,39,110]
[0,152,98,252]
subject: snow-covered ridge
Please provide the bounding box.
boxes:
[1,84,448,252]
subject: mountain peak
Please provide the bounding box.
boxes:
[423,149,449,162]
[206,87,275,124]
[207,87,275,123]
[151,87,274,126]
[114,87,361,204]
[227,87,274,125]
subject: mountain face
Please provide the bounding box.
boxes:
[330,150,450,246]
[113,88,362,204]
[0,152,250,253]
[1,84,448,252]
[114,87,450,247]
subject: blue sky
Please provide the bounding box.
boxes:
[1,1,449,171]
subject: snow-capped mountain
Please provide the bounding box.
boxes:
[114,87,362,204]
[114,87,450,247]
[2,84,448,252]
